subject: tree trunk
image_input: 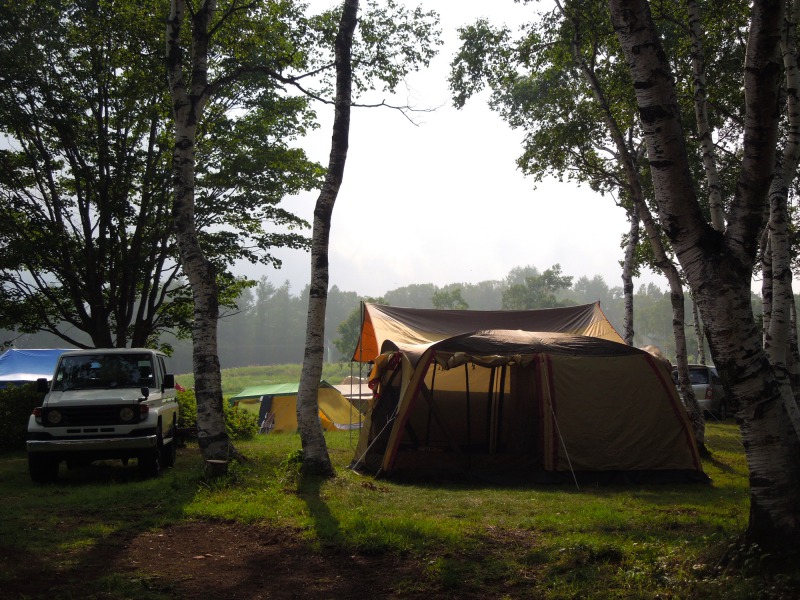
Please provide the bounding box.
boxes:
[609,0,800,555]
[687,0,725,232]
[166,0,230,466]
[789,299,800,397]
[296,0,359,477]
[761,225,774,349]
[764,0,800,438]
[621,202,638,345]
[691,298,706,365]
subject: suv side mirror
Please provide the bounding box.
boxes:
[163,373,175,390]
[36,378,49,393]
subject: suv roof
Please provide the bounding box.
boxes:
[60,348,168,356]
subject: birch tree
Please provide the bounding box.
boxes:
[165,0,320,467]
[295,0,358,476]
[294,0,440,475]
[609,0,800,555]
[167,0,228,467]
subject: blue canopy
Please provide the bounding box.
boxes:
[0,348,71,384]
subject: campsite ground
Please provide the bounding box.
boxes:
[2,426,799,599]
[5,520,430,600]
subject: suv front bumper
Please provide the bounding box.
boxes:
[27,435,158,454]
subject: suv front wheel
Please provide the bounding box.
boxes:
[161,416,177,469]
[29,454,59,483]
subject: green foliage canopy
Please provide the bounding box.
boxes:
[0,0,321,348]
[501,264,574,309]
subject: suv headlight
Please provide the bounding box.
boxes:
[119,406,136,423]
[46,409,62,425]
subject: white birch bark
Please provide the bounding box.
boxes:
[296,0,359,476]
[622,202,638,346]
[691,298,706,365]
[166,0,230,466]
[764,0,800,438]
[761,228,773,347]
[609,0,800,552]
[687,0,725,232]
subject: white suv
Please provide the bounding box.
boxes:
[26,348,179,482]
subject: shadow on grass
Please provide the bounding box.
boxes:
[0,448,202,600]
[298,473,341,546]
[703,453,744,475]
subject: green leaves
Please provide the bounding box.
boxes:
[501,264,574,309]
[0,0,321,347]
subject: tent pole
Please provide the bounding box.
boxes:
[496,365,507,451]
[424,361,437,446]
[485,367,495,452]
[348,301,368,447]
[549,404,580,491]
[464,363,471,446]
[465,363,472,470]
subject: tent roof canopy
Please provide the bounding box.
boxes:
[229,380,336,402]
[352,302,624,362]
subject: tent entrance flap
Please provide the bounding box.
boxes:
[359,355,542,476]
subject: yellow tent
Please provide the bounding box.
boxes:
[230,381,361,432]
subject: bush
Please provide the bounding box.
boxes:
[175,388,258,440]
[0,383,45,452]
[176,389,197,430]
[224,403,259,440]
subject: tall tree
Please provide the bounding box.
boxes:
[165,0,323,467]
[167,0,228,468]
[608,0,800,555]
[294,0,440,475]
[296,0,359,475]
[0,0,315,350]
[0,0,179,348]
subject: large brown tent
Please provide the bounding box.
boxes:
[350,303,704,482]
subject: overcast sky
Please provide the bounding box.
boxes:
[247,0,668,298]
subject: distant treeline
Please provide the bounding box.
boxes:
[3,265,770,374]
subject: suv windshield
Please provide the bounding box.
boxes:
[52,353,154,391]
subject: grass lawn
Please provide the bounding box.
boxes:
[1,421,797,599]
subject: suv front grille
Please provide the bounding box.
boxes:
[42,404,140,427]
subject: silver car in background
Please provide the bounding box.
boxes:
[672,364,728,420]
